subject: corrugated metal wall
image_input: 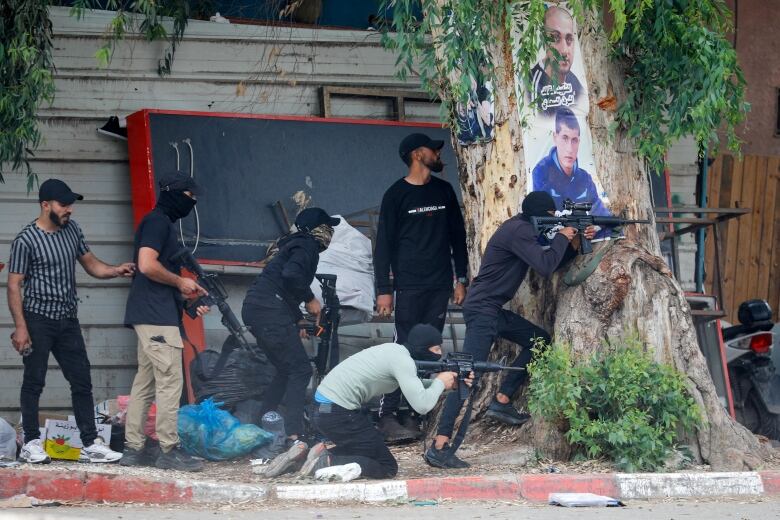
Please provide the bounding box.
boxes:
[0,7,439,421]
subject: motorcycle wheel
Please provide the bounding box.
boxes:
[746,389,780,441]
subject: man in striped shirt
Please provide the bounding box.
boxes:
[7,179,134,464]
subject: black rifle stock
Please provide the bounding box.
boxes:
[416,352,525,400]
[171,248,252,350]
[530,199,651,254]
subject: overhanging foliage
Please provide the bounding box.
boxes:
[379,0,747,171]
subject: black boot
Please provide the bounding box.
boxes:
[423,442,470,469]
[155,447,204,472]
[119,443,159,467]
[485,400,531,426]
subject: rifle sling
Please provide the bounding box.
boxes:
[563,230,622,287]
[448,382,478,455]
[197,339,240,381]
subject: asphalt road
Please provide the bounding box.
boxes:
[1,497,780,520]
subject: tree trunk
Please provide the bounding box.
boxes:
[441,9,768,470]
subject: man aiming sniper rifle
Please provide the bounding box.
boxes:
[530,199,651,254]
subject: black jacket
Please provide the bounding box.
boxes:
[464,215,571,317]
[244,233,319,319]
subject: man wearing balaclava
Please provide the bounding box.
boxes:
[241,207,339,478]
[122,173,210,472]
[426,191,595,469]
[297,324,466,481]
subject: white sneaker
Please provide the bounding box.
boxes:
[20,439,51,464]
[80,438,122,463]
[314,462,361,482]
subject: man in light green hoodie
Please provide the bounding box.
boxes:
[301,324,469,479]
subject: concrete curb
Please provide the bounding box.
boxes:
[2,469,779,505]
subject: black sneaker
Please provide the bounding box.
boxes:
[423,442,470,469]
[485,400,531,426]
[97,116,127,140]
[377,414,418,443]
[155,447,204,472]
[120,444,160,467]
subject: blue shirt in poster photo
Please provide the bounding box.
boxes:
[531,146,609,217]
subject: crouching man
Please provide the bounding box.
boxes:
[298,324,471,480]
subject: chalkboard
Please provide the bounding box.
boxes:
[138,112,457,262]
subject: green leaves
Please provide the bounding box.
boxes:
[0,0,55,187]
[70,0,191,76]
[607,0,746,170]
[527,334,701,471]
[380,0,746,172]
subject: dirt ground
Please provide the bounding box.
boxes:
[13,427,780,485]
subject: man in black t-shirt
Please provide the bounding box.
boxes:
[121,173,210,472]
[374,133,469,441]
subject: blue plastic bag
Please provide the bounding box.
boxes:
[178,398,273,461]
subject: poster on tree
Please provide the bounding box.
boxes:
[456,76,495,145]
[517,3,614,239]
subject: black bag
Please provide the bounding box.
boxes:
[190,336,275,408]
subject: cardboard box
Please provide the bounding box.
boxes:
[43,419,111,461]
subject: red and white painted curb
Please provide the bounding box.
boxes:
[1,469,779,505]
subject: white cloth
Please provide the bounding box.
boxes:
[309,216,375,323]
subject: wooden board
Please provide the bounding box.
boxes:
[704,154,780,322]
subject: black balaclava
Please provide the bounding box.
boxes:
[403,324,443,362]
[157,190,197,222]
[521,191,557,217]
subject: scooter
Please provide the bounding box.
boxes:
[723,299,780,441]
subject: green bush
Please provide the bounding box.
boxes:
[527,335,701,472]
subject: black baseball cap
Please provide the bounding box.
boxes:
[398,133,445,162]
[158,172,201,195]
[38,179,84,205]
[295,208,340,231]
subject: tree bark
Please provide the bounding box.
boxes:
[440,8,768,470]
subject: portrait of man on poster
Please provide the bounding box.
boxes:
[528,5,585,117]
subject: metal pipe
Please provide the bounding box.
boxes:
[695,148,709,293]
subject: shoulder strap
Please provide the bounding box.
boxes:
[195,339,240,381]
[563,230,622,287]
[448,384,478,455]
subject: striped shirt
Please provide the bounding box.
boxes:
[8,220,90,319]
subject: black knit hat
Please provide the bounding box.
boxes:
[521,191,556,217]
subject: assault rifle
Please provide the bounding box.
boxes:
[171,248,252,350]
[530,199,651,254]
[300,274,341,378]
[416,352,525,400]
